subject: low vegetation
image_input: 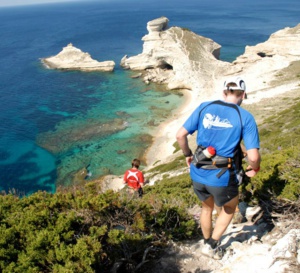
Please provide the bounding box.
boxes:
[243,99,300,202]
[0,178,198,272]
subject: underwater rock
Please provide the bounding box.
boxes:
[36,118,127,154]
[116,150,127,154]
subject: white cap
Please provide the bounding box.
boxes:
[224,77,246,91]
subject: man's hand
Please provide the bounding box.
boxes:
[245,165,259,177]
[186,156,193,167]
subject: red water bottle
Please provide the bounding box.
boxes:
[202,146,216,159]
[192,146,216,167]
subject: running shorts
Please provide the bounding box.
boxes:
[193,179,239,207]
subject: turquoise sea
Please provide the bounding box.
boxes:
[0,0,299,194]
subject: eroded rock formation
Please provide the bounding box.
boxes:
[120,17,237,96]
[232,23,300,94]
[121,18,300,101]
[42,43,115,72]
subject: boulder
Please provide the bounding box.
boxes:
[42,43,115,72]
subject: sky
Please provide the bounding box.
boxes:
[0,0,83,7]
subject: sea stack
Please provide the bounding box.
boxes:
[42,43,115,72]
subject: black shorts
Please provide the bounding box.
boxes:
[193,180,239,207]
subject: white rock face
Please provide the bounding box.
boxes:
[121,18,300,101]
[233,23,300,97]
[42,43,115,72]
[235,25,300,65]
[120,17,238,97]
[147,16,169,33]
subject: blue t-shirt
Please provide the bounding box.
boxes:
[183,100,260,186]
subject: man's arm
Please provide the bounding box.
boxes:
[123,171,128,184]
[176,126,193,166]
[245,148,261,177]
[138,172,145,188]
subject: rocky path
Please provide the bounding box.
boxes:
[150,201,300,273]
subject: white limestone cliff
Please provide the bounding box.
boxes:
[42,43,115,72]
[231,23,300,103]
[120,17,239,98]
[121,17,300,103]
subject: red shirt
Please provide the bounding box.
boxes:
[123,168,144,190]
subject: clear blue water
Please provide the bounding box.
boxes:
[0,0,299,194]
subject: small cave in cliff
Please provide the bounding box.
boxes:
[158,61,173,70]
[257,52,273,58]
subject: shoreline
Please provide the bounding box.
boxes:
[99,87,202,192]
[98,88,199,192]
[144,88,200,169]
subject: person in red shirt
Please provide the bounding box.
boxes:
[123,158,145,197]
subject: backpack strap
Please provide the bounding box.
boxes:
[196,100,243,177]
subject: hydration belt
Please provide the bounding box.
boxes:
[193,147,234,178]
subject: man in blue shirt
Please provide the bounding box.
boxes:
[176,77,261,259]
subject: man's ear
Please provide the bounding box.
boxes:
[222,91,227,99]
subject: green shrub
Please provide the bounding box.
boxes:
[0,180,198,272]
[240,101,300,201]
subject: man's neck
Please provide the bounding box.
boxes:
[224,95,242,106]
